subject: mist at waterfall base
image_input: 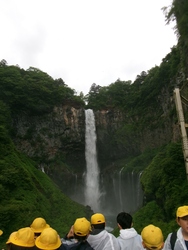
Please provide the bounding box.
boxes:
[69,109,143,229]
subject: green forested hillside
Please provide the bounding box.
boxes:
[133,143,188,238]
[0,62,85,115]
[0,124,92,249]
[111,142,188,239]
[0,65,90,249]
[0,0,188,246]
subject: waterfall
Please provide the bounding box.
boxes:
[118,167,124,211]
[85,109,100,212]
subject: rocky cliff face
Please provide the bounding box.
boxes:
[11,94,182,213]
[12,97,181,174]
[12,105,86,171]
[94,98,180,170]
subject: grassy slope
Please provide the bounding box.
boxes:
[0,127,91,249]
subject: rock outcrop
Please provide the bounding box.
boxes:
[12,98,181,173]
[12,105,86,171]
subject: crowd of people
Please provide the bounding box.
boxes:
[2,205,188,250]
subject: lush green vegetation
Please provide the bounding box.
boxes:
[133,143,188,238]
[1,0,188,246]
[0,125,92,249]
[131,2,188,238]
[164,0,188,76]
[0,64,88,249]
[0,62,85,116]
[112,143,188,239]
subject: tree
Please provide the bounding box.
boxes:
[54,78,66,86]
[0,59,7,67]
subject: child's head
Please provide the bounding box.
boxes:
[141,224,164,250]
[91,213,105,230]
[116,212,132,229]
[6,227,35,250]
[73,217,91,241]
[30,217,50,238]
[176,205,188,234]
[176,205,188,218]
[35,227,61,250]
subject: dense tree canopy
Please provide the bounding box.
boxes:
[0,64,85,115]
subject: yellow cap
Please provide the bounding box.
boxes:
[6,227,35,247]
[91,213,105,225]
[141,224,163,250]
[30,217,50,233]
[73,217,91,236]
[176,206,188,218]
[0,230,3,236]
[35,228,61,250]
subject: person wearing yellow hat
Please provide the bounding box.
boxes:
[87,213,120,250]
[163,205,188,250]
[6,227,35,250]
[60,217,94,250]
[141,224,164,250]
[35,227,61,250]
[30,217,50,239]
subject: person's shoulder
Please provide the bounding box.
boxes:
[107,231,118,239]
[60,242,80,250]
[165,232,173,240]
[85,241,94,250]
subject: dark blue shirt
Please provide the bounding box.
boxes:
[185,240,188,250]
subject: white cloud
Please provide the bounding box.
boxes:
[0,0,176,94]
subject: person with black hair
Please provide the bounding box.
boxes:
[116,212,144,250]
[87,213,120,250]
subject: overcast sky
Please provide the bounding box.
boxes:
[1,0,177,95]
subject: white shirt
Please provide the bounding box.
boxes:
[87,229,120,250]
[117,228,144,250]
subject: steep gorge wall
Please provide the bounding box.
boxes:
[94,99,180,170]
[12,105,86,172]
[11,91,181,194]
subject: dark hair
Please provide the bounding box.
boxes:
[92,223,105,230]
[7,244,37,250]
[34,233,41,237]
[116,212,132,229]
[73,233,87,242]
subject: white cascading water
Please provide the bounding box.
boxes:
[118,167,124,211]
[85,109,100,212]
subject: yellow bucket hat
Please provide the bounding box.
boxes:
[35,228,61,250]
[91,213,105,225]
[6,227,35,247]
[30,217,50,233]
